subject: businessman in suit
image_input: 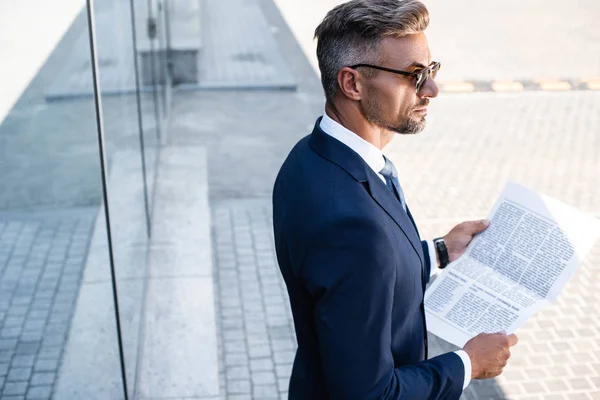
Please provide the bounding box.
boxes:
[273,0,518,398]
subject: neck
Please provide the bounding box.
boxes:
[325,101,394,150]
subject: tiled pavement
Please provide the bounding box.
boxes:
[169,0,600,397]
[386,91,600,400]
[191,2,600,397]
[198,0,296,90]
[0,209,95,400]
[212,196,600,400]
[213,200,295,400]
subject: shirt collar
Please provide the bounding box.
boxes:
[319,113,386,178]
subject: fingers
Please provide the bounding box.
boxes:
[467,332,517,380]
[507,334,519,347]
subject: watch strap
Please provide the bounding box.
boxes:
[434,237,450,269]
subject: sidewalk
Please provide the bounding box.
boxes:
[1,0,598,398]
[170,0,600,399]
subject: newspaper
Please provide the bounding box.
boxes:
[424,182,600,348]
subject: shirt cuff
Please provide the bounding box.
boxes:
[427,240,438,277]
[454,350,472,390]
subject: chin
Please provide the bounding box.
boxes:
[390,120,426,135]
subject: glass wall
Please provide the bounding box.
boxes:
[0,1,126,399]
[90,0,165,397]
[0,0,169,398]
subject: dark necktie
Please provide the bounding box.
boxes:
[379,156,407,212]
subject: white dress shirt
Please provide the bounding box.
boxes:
[320,113,472,390]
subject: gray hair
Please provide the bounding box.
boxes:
[314,0,430,102]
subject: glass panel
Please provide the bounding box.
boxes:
[90,0,167,397]
[0,1,125,399]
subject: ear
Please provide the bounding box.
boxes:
[337,67,363,101]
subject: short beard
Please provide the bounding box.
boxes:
[360,95,427,135]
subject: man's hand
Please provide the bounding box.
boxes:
[442,219,490,264]
[463,332,519,379]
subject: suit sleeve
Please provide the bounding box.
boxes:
[302,215,464,400]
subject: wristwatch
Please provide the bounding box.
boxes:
[433,237,450,269]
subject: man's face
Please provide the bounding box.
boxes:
[359,33,439,135]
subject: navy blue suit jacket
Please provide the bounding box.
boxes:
[273,119,465,399]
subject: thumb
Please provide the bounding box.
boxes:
[469,219,490,234]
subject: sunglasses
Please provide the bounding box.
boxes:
[349,61,441,93]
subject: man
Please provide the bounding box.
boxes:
[272,1,518,398]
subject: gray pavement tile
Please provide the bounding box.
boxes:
[252,384,278,399]
[272,351,294,366]
[0,318,23,329]
[274,364,292,379]
[10,356,35,368]
[36,348,60,361]
[33,358,59,373]
[25,385,52,400]
[0,328,22,340]
[0,350,13,364]
[249,358,273,372]
[225,353,249,367]
[29,373,54,387]
[228,379,251,394]
[2,381,28,396]
[251,371,276,385]
[247,345,270,359]
[229,395,253,400]
[6,367,32,382]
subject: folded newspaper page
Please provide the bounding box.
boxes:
[424,182,600,348]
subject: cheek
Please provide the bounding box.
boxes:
[395,94,415,116]
[382,89,409,114]
[388,85,415,112]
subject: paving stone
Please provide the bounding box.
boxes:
[0,352,14,368]
[229,395,252,400]
[29,372,55,386]
[0,340,17,351]
[252,384,278,399]
[6,367,32,382]
[544,378,570,392]
[249,358,273,372]
[273,351,294,365]
[248,344,271,359]
[225,353,249,367]
[274,364,292,379]
[3,317,26,328]
[226,366,250,380]
[228,379,251,394]
[10,355,35,368]
[1,327,23,339]
[251,370,276,385]
[568,378,592,391]
[33,358,59,373]
[2,381,28,396]
[25,385,52,399]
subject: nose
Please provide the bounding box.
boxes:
[419,76,439,99]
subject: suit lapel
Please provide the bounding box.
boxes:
[365,169,425,268]
[309,118,424,267]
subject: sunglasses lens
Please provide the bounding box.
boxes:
[431,63,440,79]
[416,71,428,92]
[416,63,440,92]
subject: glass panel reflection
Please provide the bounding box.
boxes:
[0,1,126,399]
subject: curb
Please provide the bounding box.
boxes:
[438,79,600,93]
